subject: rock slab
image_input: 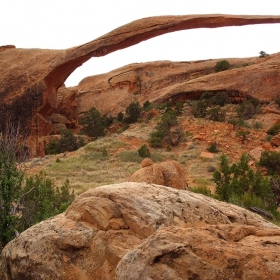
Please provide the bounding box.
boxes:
[1,182,280,279]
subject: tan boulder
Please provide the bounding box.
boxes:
[271,133,280,146]
[1,182,279,280]
[130,159,188,190]
[140,158,154,167]
[199,151,215,159]
[249,146,264,161]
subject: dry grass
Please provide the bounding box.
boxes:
[26,104,270,195]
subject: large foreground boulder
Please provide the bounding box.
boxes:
[1,182,280,279]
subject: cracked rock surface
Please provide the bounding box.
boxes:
[1,182,280,279]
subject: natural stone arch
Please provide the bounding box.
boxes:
[1,14,280,155]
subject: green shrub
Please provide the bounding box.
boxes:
[211,91,229,106]
[175,101,184,115]
[103,114,114,128]
[45,140,60,155]
[228,193,267,209]
[237,101,257,120]
[45,129,84,155]
[117,112,124,122]
[58,129,80,152]
[124,102,141,123]
[213,153,276,214]
[19,174,75,231]
[138,144,151,158]
[143,100,153,111]
[267,123,280,136]
[0,131,24,250]
[149,132,164,148]
[206,106,226,122]
[259,51,269,58]
[275,98,280,108]
[228,117,248,128]
[252,121,263,129]
[207,142,219,153]
[200,91,213,101]
[236,130,250,143]
[79,107,105,137]
[149,110,182,147]
[259,151,280,175]
[215,60,230,72]
[102,148,109,157]
[117,123,130,134]
[192,100,208,118]
[266,134,273,142]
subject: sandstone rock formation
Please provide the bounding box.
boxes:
[1,14,280,155]
[75,54,280,117]
[1,182,280,279]
[115,225,280,280]
[130,159,188,190]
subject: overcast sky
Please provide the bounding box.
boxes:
[1,0,280,86]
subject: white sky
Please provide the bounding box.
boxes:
[1,0,280,86]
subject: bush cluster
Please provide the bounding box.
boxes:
[237,98,260,120]
[45,129,85,155]
[192,91,228,121]
[267,123,280,136]
[149,108,182,148]
[213,153,277,218]
[0,122,75,251]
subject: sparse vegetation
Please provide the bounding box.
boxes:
[149,109,183,147]
[267,123,280,136]
[207,142,219,153]
[45,129,85,155]
[237,99,260,120]
[19,173,75,232]
[259,51,269,58]
[0,121,75,251]
[188,186,213,197]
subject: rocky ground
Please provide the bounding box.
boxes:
[24,102,279,195]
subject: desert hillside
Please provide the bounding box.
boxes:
[1,14,280,279]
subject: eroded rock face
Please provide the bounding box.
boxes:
[76,54,280,117]
[1,182,279,279]
[115,225,280,280]
[1,14,280,155]
[130,159,188,190]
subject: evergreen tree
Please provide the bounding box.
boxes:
[79,107,105,137]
